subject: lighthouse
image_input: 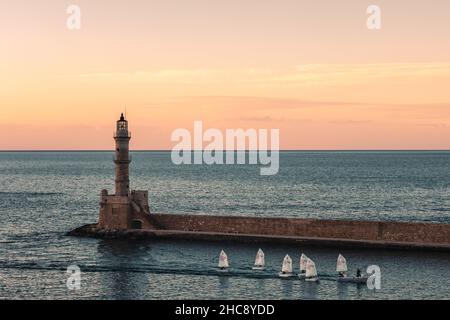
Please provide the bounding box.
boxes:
[114,113,131,196]
[97,113,153,230]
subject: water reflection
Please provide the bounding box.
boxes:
[337,282,349,300]
[355,283,365,299]
[299,281,319,300]
[218,276,230,298]
[280,279,293,298]
[255,277,266,292]
[96,239,152,299]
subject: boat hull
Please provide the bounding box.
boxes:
[278,272,294,278]
[305,277,319,282]
[252,266,265,270]
[337,276,368,284]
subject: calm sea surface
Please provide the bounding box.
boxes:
[0,151,449,299]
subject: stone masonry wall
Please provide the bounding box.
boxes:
[150,214,450,245]
[98,195,130,230]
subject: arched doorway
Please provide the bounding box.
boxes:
[131,220,143,229]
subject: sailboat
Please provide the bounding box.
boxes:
[218,250,229,272]
[278,254,293,278]
[335,254,369,283]
[252,248,265,270]
[336,254,348,278]
[298,253,308,279]
[305,258,319,282]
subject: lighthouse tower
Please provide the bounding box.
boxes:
[114,113,131,196]
[98,113,153,230]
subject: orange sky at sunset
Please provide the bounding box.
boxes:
[1,0,450,150]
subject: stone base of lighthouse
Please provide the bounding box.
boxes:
[98,190,155,230]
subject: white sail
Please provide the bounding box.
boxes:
[336,254,348,273]
[281,254,293,273]
[218,250,229,268]
[300,253,308,272]
[305,258,318,278]
[254,249,265,267]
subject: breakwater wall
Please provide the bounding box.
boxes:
[149,214,450,248]
[70,214,450,251]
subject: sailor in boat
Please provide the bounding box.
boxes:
[278,254,293,278]
[342,268,368,283]
[218,250,229,271]
[336,255,369,283]
[305,258,319,282]
[252,248,265,270]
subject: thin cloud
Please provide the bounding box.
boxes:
[142,96,450,111]
[329,120,373,125]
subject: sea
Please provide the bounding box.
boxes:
[0,151,449,300]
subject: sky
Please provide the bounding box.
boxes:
[1,0,450,150]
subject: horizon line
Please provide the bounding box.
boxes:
[0,149,449,152]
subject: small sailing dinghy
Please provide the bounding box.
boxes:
[279,254,293,278]
[298,253,308,279]
[218,250,229,272]
[305,258,319,282]
[336,254,348,278]
[252,248,265,270]
[336,254,369,283]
